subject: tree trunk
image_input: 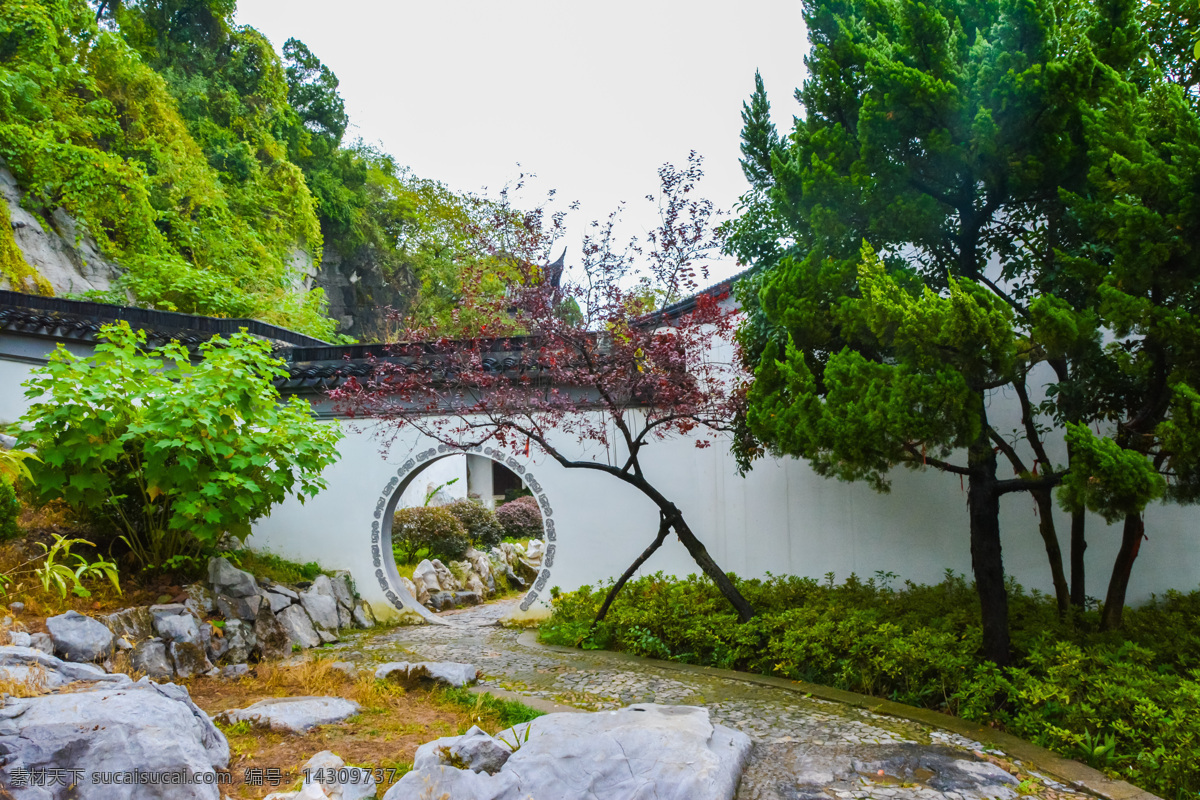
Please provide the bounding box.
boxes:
[968,444,1011,667]
[1070,509,1087,609]
[1032,489,1070,617]
[671,514,755,622]
[1100,511,1143,631]
[593,515,670,625]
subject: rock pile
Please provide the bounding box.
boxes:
[402,540,545,612]
[4,556,381,680]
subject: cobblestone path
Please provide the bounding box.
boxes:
[327,599,1101,800]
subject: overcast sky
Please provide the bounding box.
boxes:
[235,0,807,284]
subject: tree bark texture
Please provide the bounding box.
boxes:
[1101,511,1144,631]
[1070,509,1087,609]
[968,444,1012,667]
[672,516,756,622]
[1032,489,1070,617]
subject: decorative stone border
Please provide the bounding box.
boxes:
[369,442,556,614]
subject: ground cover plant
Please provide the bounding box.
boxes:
[541,573,1200,798]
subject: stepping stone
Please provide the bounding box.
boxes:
[374,660,479,688]
[218,696,361,734]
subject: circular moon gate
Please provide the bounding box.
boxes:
[369,442,559,616]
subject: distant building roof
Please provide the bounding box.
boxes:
[634,267,753,328]
[0,290,333,350]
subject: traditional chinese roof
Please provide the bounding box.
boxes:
[0,290,333,350]
[634,267,752,328]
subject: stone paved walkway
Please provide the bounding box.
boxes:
[326,599,1102,800]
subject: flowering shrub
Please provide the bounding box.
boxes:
[495,496,542,540]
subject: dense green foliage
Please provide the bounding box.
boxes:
[543,574,1200,797]
[0,479,19,543]
[443,498,505,550]
[392,506,470,564]
[17,322,342,567]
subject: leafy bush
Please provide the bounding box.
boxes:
[495,496,542,540]
[541,573,1200,798]
[393,506,470,563]
[18,324,343,568]
[0,480,20,543]
[444,499,505,549]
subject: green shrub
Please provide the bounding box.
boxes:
[495,495,542,540]
[0,479,20,543]
[444,499,505,549]
[540,572,1200,798]
[18,324,343,568]
[392,506,470,563]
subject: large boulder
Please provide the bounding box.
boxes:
[374,661,479,688]
[413,725,511,775]
[101,606,155,643]
[207,556,259,598]
[384,704,751,800]
[216,592,264,623]
[0,646,126,689]
[329,573,355,611]
[0,677,230,799]
[46,611,114,662]
[254,604,292,660]
[299,588,339,641]
[218,696,361,734]
[153,612,202,647]
[277,604,322,650]
[351,602,375,629]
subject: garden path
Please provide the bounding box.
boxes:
[327,599,1102,800]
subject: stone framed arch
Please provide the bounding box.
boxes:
[368,442,559,623]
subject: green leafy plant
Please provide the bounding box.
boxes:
[423,478,459,507]
[18,323,342,568]
[444,499,505,549]
[392,506,469,564]
[0,480,20,543]
[34,534,121,599]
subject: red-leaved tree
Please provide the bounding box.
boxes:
[330,154,756,622]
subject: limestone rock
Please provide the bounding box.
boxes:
[265,583,300,600]
[524,539,545,566]
[46,610,114,662]
[132,639,175,680]
[219,619,257,664]
[412,559,440,593]
[183,583,216,615]
[413,725,510,775]
[385,704,750,800]
[430,559,461,591]
[351,601,375,629]
[28,632,53,655]
[255,603,292,660]
[330,572,355,610]
[427,590,482,611]
[303,750,377,800]
[265,590,294,613]
[154,612,202,646]
[328,661,359,678]
[208,556,259,598]
[300,588,340,637]
[278,603,322,650]
[310,574,335,598]
[217,592,264,622]
[7,630,31,647]
[170,641,213,678]
[374,660,479,688]
[219,696,361,734]
[0,677,229,799]
[0,645,128,689]
[102,606,155,643]
[221,663,250,679]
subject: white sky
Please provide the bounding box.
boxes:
[235,0,808,285]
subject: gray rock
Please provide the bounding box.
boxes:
[208,555,260,598]
[219,696,360,734]
[28,632,53,655]
[300,587,340,634]
[46,610,114,662]
[330,572,355,609]
[503,565,526,589]
[132,638,175,680]
[351,601,375,629]
[255,603,292,660]
[386,704,750,800]
[266,583,300,600]
[148,603,190,622]
[265,590,294,613]
[328,661,359,678]
[0,645,129,688]
[220,619,257,664]
[310,574,334,597]
[7,631,31,648]
[183,583,216,615]
[206,627,230,663]
[278,604,322,650]
[221,663,250,679]
[375,660,479,688]
[102,605,156,643]
[9,601,24,613]
[412,559,441,593]
[170,641,213,678]
[336,603,353,630]
[217,592,264,622]
[413,724,511,774]
[427,590,482,611]
[303,749,377,800]
[0,678,229,799]
[155,613,202,646]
